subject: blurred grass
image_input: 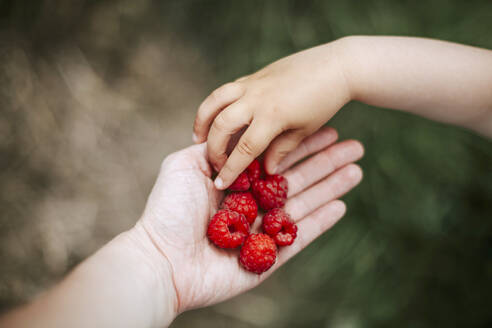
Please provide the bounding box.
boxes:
[1,0,491,327]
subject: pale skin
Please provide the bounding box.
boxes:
[192,36,492,189]
[0,128,364,328]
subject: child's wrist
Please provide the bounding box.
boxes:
[332,36,361,102]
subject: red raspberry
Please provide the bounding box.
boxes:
[207,209,249,249]
[246,159,262,183]
[221,192,258,225]
[239,233,277,274]
[262,208,298,246]
[229,172,250,191]
[252,174,288,211]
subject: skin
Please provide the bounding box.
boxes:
[193,36,492,190]
[0,127,364,328]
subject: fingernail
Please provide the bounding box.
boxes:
[192,133,199,143]
[214,177,224,189]
[271,165,278,174]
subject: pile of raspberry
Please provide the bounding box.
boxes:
[207,159,298,274]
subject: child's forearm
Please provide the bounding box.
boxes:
[193,35,491,189]
[338,36,492,137]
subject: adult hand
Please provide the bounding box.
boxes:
[0,127,363,328]
[137,126,364,315]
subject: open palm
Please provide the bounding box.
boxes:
[139,127,363,313]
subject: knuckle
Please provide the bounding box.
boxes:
[291,170,308,190]
[211,88,222,101]
[208,143,227,162]
[276,148,291,158]
[212,113,229,132]
[219,108,235,123]
[213,82,242,100]
[211,156,226,171]
[319,148,336,171]
[297,140,310,158]
[237,139,257,157]
[222,82,241,93]
[295,197,312,220]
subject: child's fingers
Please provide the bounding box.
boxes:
[207,101,253,171]
[276,200,346,267]
[284,139,364,197]
[214,119,282,189]
[193,82,245,143]
[263,130,306,174]
[276,127,338,173]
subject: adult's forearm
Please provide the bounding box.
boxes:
[338,35,492,136]
[0,224,177,328]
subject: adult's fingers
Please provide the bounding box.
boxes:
[276,200,346,266]
[207,101,253,171]
[214,119,282,190]
[285,164,363,221]
[193,82,245,143]
[276,126,338,173]
[263,130,306,175]
[285,139,364,197]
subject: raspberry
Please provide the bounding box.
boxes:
[246,159,262,183]
[239,233,277,274]
[228,159,262,191]
[252,174,288,211]
[229,172,250,191]
[207,209,249,249]
[221,192,258,225]
[262,208,298,246]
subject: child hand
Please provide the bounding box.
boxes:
[193,40,351,189]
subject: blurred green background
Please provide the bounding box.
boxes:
[1,0,491,327]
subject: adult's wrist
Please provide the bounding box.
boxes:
[0,223,179,328]
[119,223,179,327]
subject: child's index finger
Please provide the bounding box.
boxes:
[193,82,245,143]
[206,101,253,172]
[214,119,281,190]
